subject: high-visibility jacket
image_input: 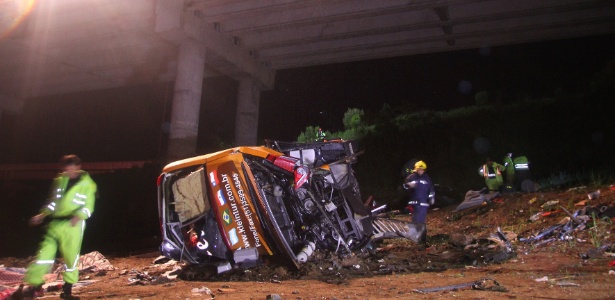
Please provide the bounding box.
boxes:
[513,156,530,171]
[503,155,515,176]
[26,170,97,286]
[479,162,504,191]
[478,162,504,179]
[41,171,97,220]
[316,130,326,141]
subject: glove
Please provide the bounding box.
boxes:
[429,194,435,206]
[28,213,45,227]
[403,181,417,189]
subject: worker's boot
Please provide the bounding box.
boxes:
[14,284,44,299]
[420,226,428,246]
[403,222,426,244]
[60,283,79,300]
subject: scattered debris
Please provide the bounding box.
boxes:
[413,278,507,293]
[461,228,517,265]
[557,281,580,287]
[580,244,614,260]
[53,251,116,275]
[567,186,587,192]
[78,251,116,273]
[191,286,212,295]
[127,271,155,285]
[452,189,500,218]
[541,200,560,210]
[519,206,613,245]
[587,190,601,200]
[529,212,542,222]
[534,275,581,287]
[191,286,214,299]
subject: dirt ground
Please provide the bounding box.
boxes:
[3,185,615,300]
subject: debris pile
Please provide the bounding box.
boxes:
[519,205,614,246]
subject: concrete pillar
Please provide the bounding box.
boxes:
[167,39,205,162]
[235,78,261,146]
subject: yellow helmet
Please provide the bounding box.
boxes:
[414,160,427,171]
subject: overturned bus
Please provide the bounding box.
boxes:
[157,140,422,271]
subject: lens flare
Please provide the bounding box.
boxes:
[0,0,37,40]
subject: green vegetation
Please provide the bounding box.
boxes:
[297,125,322,143]
[297,59,615,204]
[297,108,375,142]
[588,214,613,248]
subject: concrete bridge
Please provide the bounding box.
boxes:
[1,0,614,161]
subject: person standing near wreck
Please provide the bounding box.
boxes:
[22,154,97,300]
[403,160,435,243]
[315,127,326,141]
[502,152,515,192]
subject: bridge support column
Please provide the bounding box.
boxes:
[167,39,205,162]
[234,78,261,146]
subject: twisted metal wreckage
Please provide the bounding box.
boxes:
[156,140,428,272]
[453,186,614,250]
[520,204,614,247]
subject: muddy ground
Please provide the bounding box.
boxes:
[2,185,614,299]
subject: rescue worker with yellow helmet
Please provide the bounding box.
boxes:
[402,160,434,244]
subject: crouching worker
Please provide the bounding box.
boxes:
[20,155,97,300]
[402,160,435,244]
[479,158,505,192]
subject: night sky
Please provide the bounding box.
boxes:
[1,33,614,163]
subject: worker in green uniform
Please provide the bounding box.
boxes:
[478,158,505,192]
[513,155,533,192]
[315,127,326,141]
[502,152,515,192]
[23,155,97,300]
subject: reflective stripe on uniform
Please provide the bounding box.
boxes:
[72,193,87,205]
[482,164,501,178]
[81,207,91,218]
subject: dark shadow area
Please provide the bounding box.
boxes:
[0,164,162,258]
